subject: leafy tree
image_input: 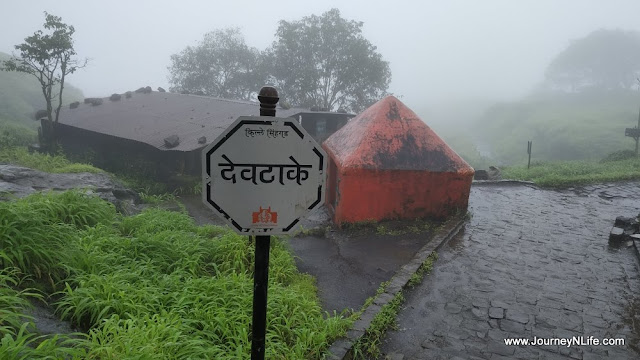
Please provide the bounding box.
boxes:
[2,12,86,144]
[544,29,640,92]
[168,28,265,101]
[267,8,391,113]
[0,52,83,125]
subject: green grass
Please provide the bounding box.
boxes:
[0,269,41,335]
[0,268,88,360]
[351,292,405,360]
[138,192,176,205]
[407,252,438,288]
[117,174,170,196]
[0,120,36,148]
[0,190,351,359]
[118,172,202,196]
[0,121,197,197]
[294,225,329,237]
[0,147,101,174]
[0,191,117,285]
[502,156,640,187]
[341,217,438,237]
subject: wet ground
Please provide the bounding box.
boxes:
[380,182,640,360]
[287,228,434,313]
[27,299,78,336]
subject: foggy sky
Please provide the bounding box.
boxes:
[2,0,640,111]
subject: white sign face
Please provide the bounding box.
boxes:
[202,116,327,235]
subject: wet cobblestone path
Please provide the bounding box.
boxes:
[380,182,640,360]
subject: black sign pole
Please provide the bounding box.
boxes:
[251,86,279,360]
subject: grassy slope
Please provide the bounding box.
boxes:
[502,156,640,188]
[0,51,84,126]
[475,90,640,164]
[0,122,37,148]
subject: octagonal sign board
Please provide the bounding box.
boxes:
[202,116,327,235]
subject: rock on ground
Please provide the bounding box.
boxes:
[0,164,141,214]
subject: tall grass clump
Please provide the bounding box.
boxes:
[0,268,88,359]
[1,190,351,359]
[0,269,38,336]
[0,190,116,283]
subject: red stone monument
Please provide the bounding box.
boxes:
[322,96,474,224]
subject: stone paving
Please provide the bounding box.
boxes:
[379,182,640,360]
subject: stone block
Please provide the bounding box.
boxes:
[489,307,504,319]
[164,135,180,148]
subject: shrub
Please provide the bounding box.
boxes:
[0,121,36,148]
[601,149,637,162]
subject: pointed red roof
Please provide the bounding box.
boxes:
[323,96,473,173]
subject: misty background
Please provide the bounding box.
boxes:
[3,0,640,168]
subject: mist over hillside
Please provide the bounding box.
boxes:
[417,28,640,169]
[0,51,83,126]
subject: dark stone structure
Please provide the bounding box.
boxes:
[44,91,354,182]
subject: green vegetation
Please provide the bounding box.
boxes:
[119,174,201,197]
[294,225,330,237]
[341,217,437,237]
[469,30,640,166]
[417,28,640,171]
[475,90,640,164]
[116,174,171,196]
[351,251,438,359]
[3,12,86,149]
[0,52,83,126]
[407,252,438,288]
[138,192,177,205]
[420,90,640,171]
[0,140,197,198]
[342,219,377,230]
[502,156,640,187]
[601,149,637,162]
[169,9,390,113]
[0,269,42,334]
[0,120,98,174]
[360,281,390,311]
[0,190,351,359]
[0,147,101,174]
[352,293,404,359]
[0,120,36,148]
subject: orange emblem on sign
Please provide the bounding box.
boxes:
[252,206,278,224]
